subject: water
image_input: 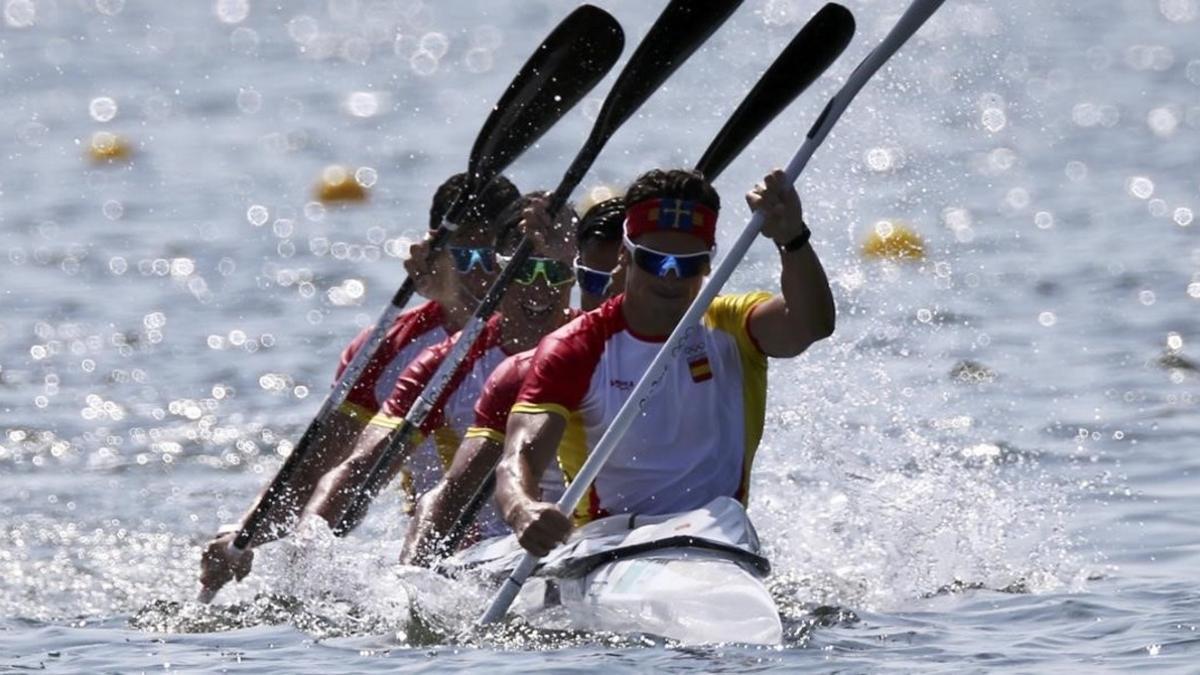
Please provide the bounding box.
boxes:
[2,0,1199,671]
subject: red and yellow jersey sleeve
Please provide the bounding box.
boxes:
[514,300,620,420]
[704,291,772,501]
[372,314,505,436]
[335,300,444,418]
[465,350,533,445]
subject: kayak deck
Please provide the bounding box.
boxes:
[446,497,783,645]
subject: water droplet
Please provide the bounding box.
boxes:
[917,308,933,323]
[981,108,1006,133]
[247,205,269,226]
[1160,0,1198,23]
[102,200,124,220]
[1065,160,1088,182]
[1140,290,1157,306]
[354,167,377,187]
[410,50,438,76]
[4,0,36,28]
[95,0,124,16]
[1128,177,1155,199]
[345,91,379,117]
[89,97,118,122]
[1034,211,1054,229]
[1167,333,1184,350]
[1005,187,1030,210]
[287,15,319,44]
[1148,107,1179,137]
[1038,311,1057,327]
[109,256,127,275]
[215,0,249,23]
[272,218,294,238]
[1149,199,1169,217]
[865,147,894,172]
[464,48,493,74]
[1174,207,1193,226]
[303,201,326,222]
[420,32,448,59]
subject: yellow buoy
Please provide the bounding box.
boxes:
[88,131,133,163]
[315,165,368,203]
[862,219,925,261]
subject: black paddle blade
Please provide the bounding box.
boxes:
[468,5,624,187]
[548,0,744,212]
[593,0,743,140]
[695,3,855,181]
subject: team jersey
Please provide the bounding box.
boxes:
[368,315,513,498]
[466,318,584,506]
[514,292,772,524]
[335,300,449,420]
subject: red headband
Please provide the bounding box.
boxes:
[624,198,718,248]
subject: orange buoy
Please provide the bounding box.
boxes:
[88,131,133,163]
[862,220,925,261]
[315,165,368,203]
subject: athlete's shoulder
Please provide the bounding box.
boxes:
[538,294,625,359]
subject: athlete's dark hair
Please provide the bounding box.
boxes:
[576,196,625,246]
[624,168,720,212]
[493,191,579,255]
[429,172,520,234]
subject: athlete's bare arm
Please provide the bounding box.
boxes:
[298,422,409,531]
[495,411,571,556]
[400,435,502,566]
[745,169,836,358]
[199,408,370,594]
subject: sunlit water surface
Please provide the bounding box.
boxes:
[2,0,1199,671]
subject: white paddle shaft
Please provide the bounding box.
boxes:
[480,0,948,626]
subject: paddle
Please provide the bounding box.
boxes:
[207,5,624,591]
[479,0,949,626]
[331,0,745,536]
[431,3,857,562]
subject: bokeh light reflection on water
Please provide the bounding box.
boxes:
[2,0,1199,670]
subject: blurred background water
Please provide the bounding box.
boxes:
[1,0,1198,671]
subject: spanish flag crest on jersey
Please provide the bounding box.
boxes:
[688,355,712,383]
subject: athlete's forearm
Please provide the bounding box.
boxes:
[496,412,564,525]
[776,235,836,346]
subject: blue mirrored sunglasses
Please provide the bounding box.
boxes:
[448,246,497,274]
[574,257,613,297]
[622,235,712,279]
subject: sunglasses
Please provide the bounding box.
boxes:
[623,235,712,280]
[448,246,497,274]
[574,258,614,297]
[497,254,575,287]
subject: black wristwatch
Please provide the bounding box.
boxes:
[776,223,811,252]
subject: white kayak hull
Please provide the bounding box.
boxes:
[446,497,782,645]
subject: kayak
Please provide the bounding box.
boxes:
[441,496,782,645]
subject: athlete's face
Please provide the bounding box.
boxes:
[499,211,576,339]
[619,230,710,319]
[445,227,499,305]
[577,237,622,311]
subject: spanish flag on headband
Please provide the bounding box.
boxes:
[688,355,712,383]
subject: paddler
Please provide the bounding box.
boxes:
[495,168,836,557]
[198,173,519,596]
[399,196,626,565]
[295,192,580,536]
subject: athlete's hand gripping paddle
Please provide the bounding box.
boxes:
[433,3,857,562]
[330,0,746,536]
[479,0,949,627]
[199,6,624,604]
